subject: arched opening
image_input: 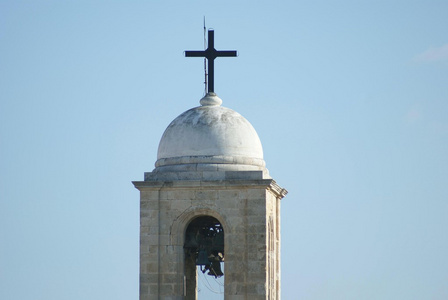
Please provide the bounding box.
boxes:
[184,216,224,299]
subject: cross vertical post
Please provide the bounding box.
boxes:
[185,29,237,93]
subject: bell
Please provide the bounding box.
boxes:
[196,250,210,266]
[207,261,223,278]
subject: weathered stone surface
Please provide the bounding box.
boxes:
[133,94,287,299]
[156,100,265,171]
[134,175,286,299]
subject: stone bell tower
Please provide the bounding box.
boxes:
[133,30,287,300]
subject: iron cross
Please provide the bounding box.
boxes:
[185,29,237,93]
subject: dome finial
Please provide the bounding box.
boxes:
[200,92,222,106]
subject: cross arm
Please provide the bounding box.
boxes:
[185,51,206,57]
[216,50,238,57]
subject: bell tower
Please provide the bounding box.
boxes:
[133,30,287,300]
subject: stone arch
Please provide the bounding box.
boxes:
[170,206,230,247]
[170,207,229,298]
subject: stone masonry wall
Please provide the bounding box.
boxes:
[134,177,286,300]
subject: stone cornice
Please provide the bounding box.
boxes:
[132,178,288,199]
[269,180,288,199]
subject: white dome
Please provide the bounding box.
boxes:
[154,93,266,173]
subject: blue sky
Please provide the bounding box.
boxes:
[1,1,447,299]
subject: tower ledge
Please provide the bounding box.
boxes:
[133,172,288,199]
